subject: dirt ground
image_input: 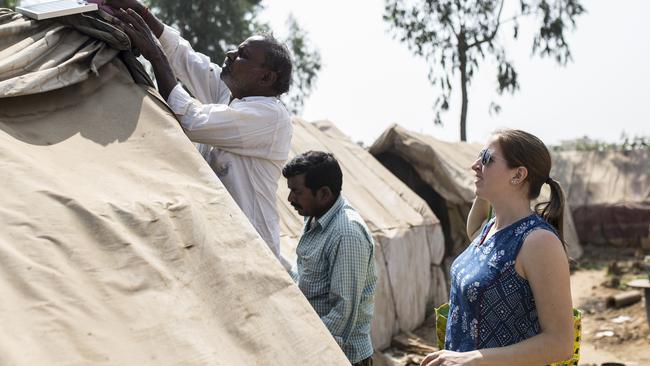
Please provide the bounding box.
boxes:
[377,246,650,366]
[569,248,650,366]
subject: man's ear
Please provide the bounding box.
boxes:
[260,70,278,88]
[316,186,333,203]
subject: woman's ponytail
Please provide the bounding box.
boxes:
[535,177,566,245]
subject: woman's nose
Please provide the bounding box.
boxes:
[471,158,481,171]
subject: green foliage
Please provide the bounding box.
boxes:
[0,0,17,8]
[146,0,320,114]
[384,0,585,141]
[282,14,321,115]
[552,134,650,152]
[147,0,264,64]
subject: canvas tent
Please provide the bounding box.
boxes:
[0,9,349,365]
[551,149,650,248]
[276,119,448,350]
[369,124,583,260]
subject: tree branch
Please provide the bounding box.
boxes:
[448,19,460,40]
[450,0,463,39]
[498,10,535,27]
[467,0,504,48]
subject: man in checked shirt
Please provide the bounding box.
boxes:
[283,151,377,366]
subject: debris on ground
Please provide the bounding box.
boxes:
[606,291,643,308]
[611,315,633,324]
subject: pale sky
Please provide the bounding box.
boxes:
[259,0,649,145]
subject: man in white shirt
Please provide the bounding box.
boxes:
[107,1,293,266]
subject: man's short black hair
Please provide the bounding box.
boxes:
[259,34,292,95]
[282,151,342,197]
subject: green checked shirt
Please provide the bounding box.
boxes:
[292,195,377,363]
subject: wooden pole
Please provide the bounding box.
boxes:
[606,290,643,308]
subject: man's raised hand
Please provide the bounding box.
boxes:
[104,0,145,13]
[114,8,160,61]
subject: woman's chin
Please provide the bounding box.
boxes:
[473,189,488,200]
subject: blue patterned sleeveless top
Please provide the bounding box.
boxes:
[445,213,559,351]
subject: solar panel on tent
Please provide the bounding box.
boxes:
[16,0,97,20]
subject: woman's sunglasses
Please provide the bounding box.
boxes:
[478,149,494,166]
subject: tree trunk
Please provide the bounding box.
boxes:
[458,31,469,142]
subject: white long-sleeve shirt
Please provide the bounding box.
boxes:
[158,25,292,261]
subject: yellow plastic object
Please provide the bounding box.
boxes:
[550,308,582,366]
[434,302,449,350]
[434,303,581,365]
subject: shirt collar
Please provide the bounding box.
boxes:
[231,95,278,103]
[312,195,345,231]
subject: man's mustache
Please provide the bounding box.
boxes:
[291,203,302,210]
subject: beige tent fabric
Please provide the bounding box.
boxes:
[0,11,349,365]
[551,150,650,246]
[551,150,650,206]
[370,125,480,206]
[277,119,447,350]
[369,124,583,259]
[0,9,130,97]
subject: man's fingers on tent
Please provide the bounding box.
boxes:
[117,9,139,30]
[114,14,140,45]
[127,8,150,32]
[114,15,136,37]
